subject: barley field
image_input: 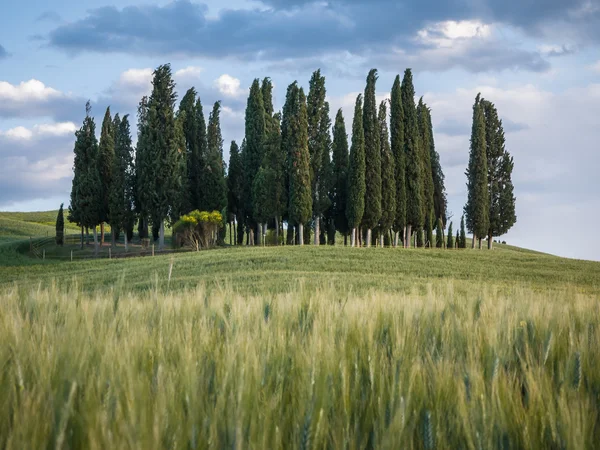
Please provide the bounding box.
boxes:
[1,281,599,449]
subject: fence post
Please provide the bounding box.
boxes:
[152,244,155,257]
[71,250,73,262]
[109,248,112,259]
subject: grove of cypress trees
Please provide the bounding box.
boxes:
[418,98,435,247]
[108,114,135,249]
[227,141,244,244]
[390,75,406,247]
[447,221,453,249]
[346,95,366,247]
[402,69,423,247]
[55,203,64,246]
[436,218,444,248]
[145,64,182,250]
[331,108,349,244]
[464,94,489,249]
[460,215,467,248]
[286,83,312,245]
[379,100,396,247]
[97,106,114,245]
[482,99,517,249]
[362,69,381,247]
[244,79,266,245]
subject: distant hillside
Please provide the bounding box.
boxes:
[0,210,80,243]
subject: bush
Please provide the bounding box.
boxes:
[173,210,223,250]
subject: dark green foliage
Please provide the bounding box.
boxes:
[417,98,435,233]
[481,99,517,241]
[108,114,135,238]
[464,94,489,240]
[455,229,460,249]
[145,64,184,236]
[460,215,467,248]
[429,118,447,226]
[203,101,227,212]
[286,83,312,226]
[426,207,434,248]
[331,109,349,237]
[55,203,64,246]
[134,96,150,239]
[346,95,366,230]
[447,221,454,249]
[390,75,406,234]
[402,69,423,230]
[227,141,244,222]
[436,217,444,248]
[69,101,102,230]
[362,69,382,230]
[97,107,115,225]
[178,88,202,211]
[243,79,266,228]
[378,100,396,235]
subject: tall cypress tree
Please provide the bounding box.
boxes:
[482,99,517,249]
[346,95,365,247]
[97,106,114,245]
[464,94,489,249]
[447,221,454,249]
[227,141,244,244]
[402,69,423,247]
[55,203,64,246]
[204,101,227,213]
[429,111,447,227]
[436,217,444,248]
[331,108,349,243]
[286,83,312,245]
[243,79,266,245]
[390,75,406,247]
[135,96,151,240]
[319,103,333,245]
[178,88,199,212]
[362,69,381,247]
[460,215,467,248]
[195,97,208,210]
[379,100,396,247]
[108,114,135,248]
[69,101,101,249]
[417,98,435,247]
[145,64,182,250]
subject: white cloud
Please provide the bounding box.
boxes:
[0,79,63,102]
[214,74,243,97]
[2,126,33,140]
[0,79,80,120]
[0,122,76,142]
[118,68,153,89]
[417,20,492,48]
[175,66,203,80]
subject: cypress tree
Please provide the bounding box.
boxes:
[417,99,435,247]
[390,75,406,247]
[447,221,454,249]
[286,83,312,245]
[464,94,489,249]
[436,217,444,248]
[178,88,199,211]
[243,79,266,245]
[97,106,114,245]
[379,100,396,247]
[135,96,151,240]
[362,69,382,247]
[319,104,333,245]
[346,95,365,247]
[55,203,64,246]
[482,99,517,249]
[402,69,423,247]
[227,141,244,244]
[331,108,349,243]
[460,215,467,248]
[69,101,102,250]
[203,101,227,214]
[108,114,135,249]
[145,64,182,250]
[307,69,331,245]
[455,229,460,249]
[429,113,447,226]
[195,97,208,210]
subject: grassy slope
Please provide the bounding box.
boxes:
[1,210,599,295]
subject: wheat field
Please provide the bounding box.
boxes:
[1,280,598,449]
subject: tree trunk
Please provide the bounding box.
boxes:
[86,227,90,245]
[488,232,493,250]
[406,225,412,248]
[100,223,104,246]
[124,233,128,252]
[158,221,165,250]
[442,226,446,250]
[275,216,279,246]
[351,228,356,247]
[314,216,320,246]
[379,233,384,248]
[92,227,99,256]
[472,234,476,249]
[478,238,482,249]
[393,231,398,248]
[286,224,294,245]
[249,228,254,246]
[80,226,84,249]
[111,227,117,248]
[298,223,304,246]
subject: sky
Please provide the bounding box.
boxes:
[0,0,599,260]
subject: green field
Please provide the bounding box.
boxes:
[1,211,600,448]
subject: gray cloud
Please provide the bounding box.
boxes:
[45,0,554,73]
[36,11,62,23]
